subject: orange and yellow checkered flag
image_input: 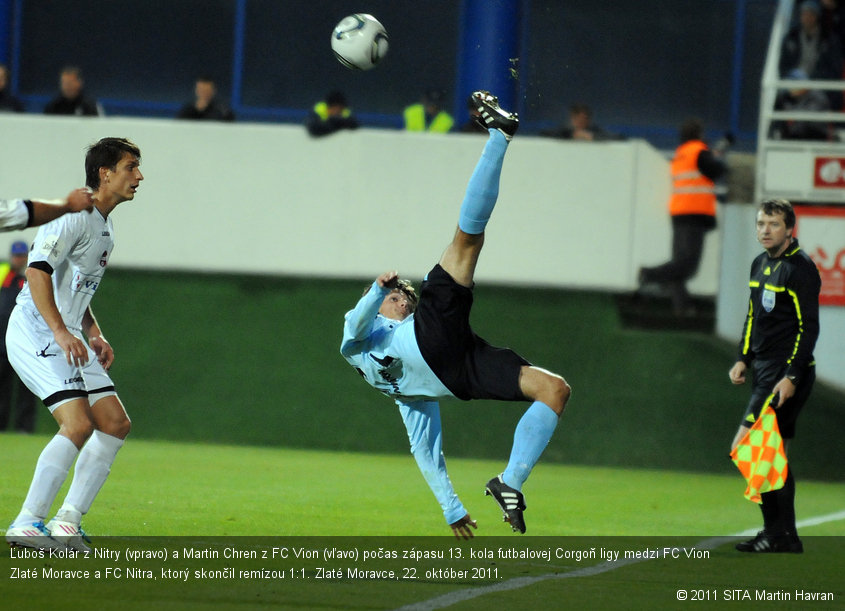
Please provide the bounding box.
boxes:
[730,400,788,504]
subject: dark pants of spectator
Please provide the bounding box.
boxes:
[639,214,715,313]
[0,353,37,433]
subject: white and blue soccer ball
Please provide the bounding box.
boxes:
[331,14,388,71]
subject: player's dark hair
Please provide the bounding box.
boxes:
[395,279,418,313]
[361,278,419,313]
[758,198,796,229]
[85,137,141,189]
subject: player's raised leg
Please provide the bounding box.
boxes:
[438,91,519,287]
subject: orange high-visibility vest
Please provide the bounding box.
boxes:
[668,140,716,217]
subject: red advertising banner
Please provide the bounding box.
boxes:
[794,206,845,306]
[814,157,845,188]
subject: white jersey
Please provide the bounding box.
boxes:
[0,198,30,231]
[17,208,114,333]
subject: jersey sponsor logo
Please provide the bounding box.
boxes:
[101,231,110,236]
[36,343,57,358]
[370,354,395,367]
[99,250,108,268]
[64,376,84,385]
[762,289,776,312]
[39,235,63,263]
[71,271,101,296]
[369,353,403,395]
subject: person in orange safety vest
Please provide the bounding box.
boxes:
[637,118,729,315]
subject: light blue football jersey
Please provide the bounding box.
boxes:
[341,281,453,403]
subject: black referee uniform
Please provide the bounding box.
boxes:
[735,237,821,547]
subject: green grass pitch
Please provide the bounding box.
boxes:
[1,435,842,609]
[2,271,843,609]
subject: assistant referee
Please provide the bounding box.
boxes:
[728,199,821,553]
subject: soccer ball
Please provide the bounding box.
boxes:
[331,14,388,71]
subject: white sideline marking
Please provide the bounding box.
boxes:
[393,510,845,611]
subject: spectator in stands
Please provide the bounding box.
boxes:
[637,118,729,316]
[176,76,235,121]
[779,1,843,107]
[44,66,102,116]
[305,91,359,137]
[771,68,835,140]
[820,0,845,54]
[0,64,24,113]
[403,88,454,133]
[539,103,624,141]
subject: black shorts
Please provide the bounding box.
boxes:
[741,359,815,439]
[414,264,530,401]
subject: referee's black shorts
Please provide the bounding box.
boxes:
[414,264,530,402]
[742,358,815,439]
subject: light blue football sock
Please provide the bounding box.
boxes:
[457,130,509,234]
[502,401,559,491]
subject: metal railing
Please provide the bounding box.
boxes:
[756,0,845,203]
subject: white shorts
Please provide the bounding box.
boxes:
[5,306,116,412]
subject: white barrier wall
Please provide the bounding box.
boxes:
[0,115,720,292]
[1,116,840,389]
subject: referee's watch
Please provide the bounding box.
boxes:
[786,374,799,385]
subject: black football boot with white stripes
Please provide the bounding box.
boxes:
[469,91,519,141]
[485,474,527,534]
[735,530,804,553]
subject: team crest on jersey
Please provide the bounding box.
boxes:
[762,289,776,312]
[99,250,108,268]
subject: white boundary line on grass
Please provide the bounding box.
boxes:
[393,510,845,611]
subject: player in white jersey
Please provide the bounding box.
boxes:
[5,137,143,551]
[342,92,571,537]
[0,189,94,231]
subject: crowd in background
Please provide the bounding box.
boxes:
[1,2,840,145]
[773,0,845,141]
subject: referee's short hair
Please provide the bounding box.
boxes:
[758,198,796,229]
[85,137,141,190]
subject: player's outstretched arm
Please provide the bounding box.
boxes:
[398,401,472,537]
[340,276,391,356]
[29,188,93,226]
